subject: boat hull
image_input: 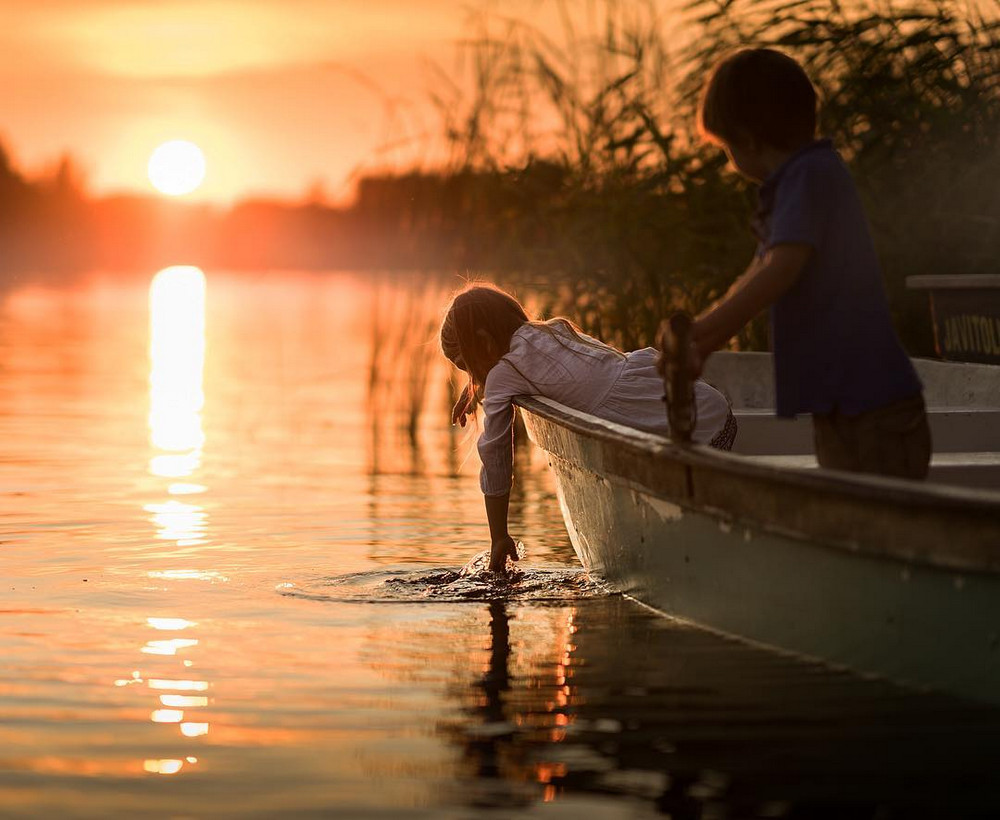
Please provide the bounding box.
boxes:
[520,396,1000,704]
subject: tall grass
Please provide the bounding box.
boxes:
[365,273,538,464]
[681,0,1000,350]
[432,0,752,351]
[431,0,1000,354]
[366,0,998,446]
[367,275,452,453]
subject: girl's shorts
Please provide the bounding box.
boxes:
[709,409,738,451]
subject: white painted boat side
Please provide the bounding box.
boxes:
[517,357,1000,702]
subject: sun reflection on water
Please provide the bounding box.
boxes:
[147,265,210,549]
[142,638,200,656]
[146,617,198,631]
[135,618,211,771]
[143,757,198,775]
[132,266,214,774]
[143,499,208,545]
[148,265,206,457]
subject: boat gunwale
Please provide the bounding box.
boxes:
[907,274,1000,290]
[516,395,1000,574]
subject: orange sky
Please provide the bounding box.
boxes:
[1,0,573,204]
[4,1,996,205]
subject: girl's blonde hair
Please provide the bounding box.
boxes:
[440,284,623,418]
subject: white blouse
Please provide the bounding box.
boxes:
[477,323,730,496]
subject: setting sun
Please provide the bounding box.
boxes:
[148,140,207,196]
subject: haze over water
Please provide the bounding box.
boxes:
[4,269,1000,818]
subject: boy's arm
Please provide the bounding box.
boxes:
[693,243,812,360]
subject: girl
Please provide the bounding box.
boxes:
[440,285,737,572]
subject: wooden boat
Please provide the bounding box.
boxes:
[518,352,1000,704]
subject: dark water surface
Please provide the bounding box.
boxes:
[4,270,1000,819]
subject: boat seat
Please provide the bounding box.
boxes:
[732,406,1000,456]
[743,452,1000,491]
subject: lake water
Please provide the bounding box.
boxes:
[4,268,1000,819]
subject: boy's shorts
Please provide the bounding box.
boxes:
[812,393,931,481]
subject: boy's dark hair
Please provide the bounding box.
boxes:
[700,48,817,151]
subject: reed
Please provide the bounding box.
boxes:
[679,0,1000,350]
[364,0,998,444]
[367,274,452,453]
[429,0,999,354]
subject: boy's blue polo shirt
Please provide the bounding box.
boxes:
[754,139,922,418]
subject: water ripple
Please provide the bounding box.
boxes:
[278,550,617,604]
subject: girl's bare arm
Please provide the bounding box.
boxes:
[485,492,518,572]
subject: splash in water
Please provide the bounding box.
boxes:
[278,544,616,604]
[456,541,526,578]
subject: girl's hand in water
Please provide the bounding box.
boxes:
[488,535,519,573]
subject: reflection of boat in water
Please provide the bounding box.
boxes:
[519,352,1000,704]
[545,597,1000,816]
[435,597,1000,815]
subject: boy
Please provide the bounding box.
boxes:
[691,48,931,480]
